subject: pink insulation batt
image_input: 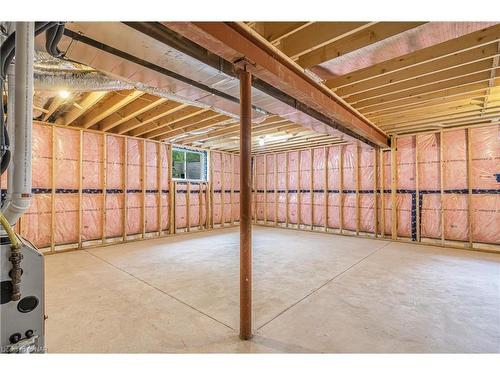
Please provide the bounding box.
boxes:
[12,121,498,249]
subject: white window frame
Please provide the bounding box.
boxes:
[171,147,208,182]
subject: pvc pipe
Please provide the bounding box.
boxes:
[1,22,34,226]
[5,64,15,207]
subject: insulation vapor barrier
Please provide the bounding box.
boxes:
[210,151,240,226]
[253,124,500,249]
[0,122,497,252]
[0,123,240,251]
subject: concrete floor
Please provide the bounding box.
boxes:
[44,226,500,353]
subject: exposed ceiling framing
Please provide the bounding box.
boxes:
[248,21,500,135]
[37,89,342,152]
[30,21,500,153]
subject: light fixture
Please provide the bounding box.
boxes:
[58,90,70,99]
[258,138,265,147]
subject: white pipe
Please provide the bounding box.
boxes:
[5,64,15,208]
[2,22,34,226]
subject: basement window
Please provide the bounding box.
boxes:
[172,147,208,181]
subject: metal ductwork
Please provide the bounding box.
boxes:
[33,26,271,125]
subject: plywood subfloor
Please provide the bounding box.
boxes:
[44,226,500,353]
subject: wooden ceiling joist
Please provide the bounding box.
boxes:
[40,22,500,146]
[80,90,144,129]
[358,80,498,115]
[326,24,500,89]
[199,123,305,148]
[153,113,230,141]
[342,60,497,103]
[353,70,498,109]
[98,95,167,131]
[115,101,188,134]
[178,117,289,145]
[133,107,209,138]
[272,22,374,59]
[333,43,500,96]
[60,91,107,126]
[42,96,65,122]
[257,22,312,44]
[296,22,426,69]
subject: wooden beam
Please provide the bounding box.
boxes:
[99,95,167,131]
[258,22,312,44]
[165,22,389,147]
[263,154,267,225]
[157,142,162,236]
[297,22,426,69]
[334,45,500,95]
[131,107,208,138]
[51,126,56,252]
[355,143,360,235]
[231,154,235,225]
[204,124,307,149]
[415,136,420,242]
[156,114,230,141]
[359,80,497,115]
[141,139,146,238]
[344,61,497,104]
[391,137,398,240]
[324,146,328,232]
[78,130,83,248]
[209,151,214,228]
[123,138,128,241]
[439,130,445,245]
[277,22,374,59]
[102,133,107,244]
[274,153,278,226]
[381,104,500,131]
[481,42,500,112]
[42,96,65,122]
[249,139,345,154]
[219,129,337,150]
[61,91,107,126]
[285,151,289,227]
[81,90,144,129]
[186,182,191,232]
[466,128,473,247]
[339,145,344,234]
[328,24,500,89]
[373,148,378,237]
[353,70,496,109]
[115,101,188,134]
[252,154,257,224]
[310,149,314,230]
[181,117,288,145]
[221,152,225,228]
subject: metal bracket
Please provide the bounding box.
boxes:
[233,57,257,74]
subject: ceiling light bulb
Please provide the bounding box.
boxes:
[59,90,70,99]
[258,138,265,146]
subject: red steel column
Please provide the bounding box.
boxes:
[239,65,252,340]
